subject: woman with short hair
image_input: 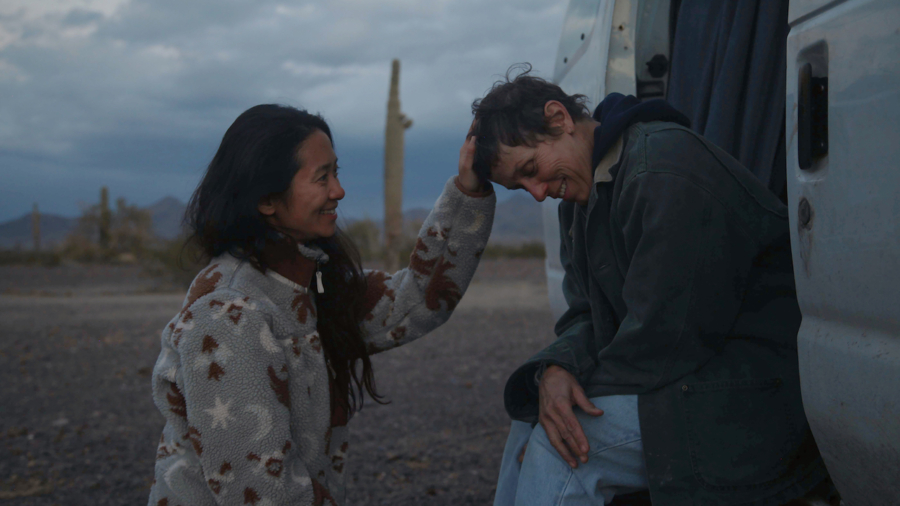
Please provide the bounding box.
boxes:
[148,104,494,506]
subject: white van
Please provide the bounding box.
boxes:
[544,1,900,503]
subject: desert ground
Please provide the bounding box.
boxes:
[0,259,557,505]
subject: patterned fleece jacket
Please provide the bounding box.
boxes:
[148,177,495,506]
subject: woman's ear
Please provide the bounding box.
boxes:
[257,195,277,216]
[544,100,574,135]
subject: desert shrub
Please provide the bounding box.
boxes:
[61,196,154,262]
[144,235,207,288]
[342,219,382,262]
[59,233,104,262]
[110,198,154,257]
[0,250,62,266]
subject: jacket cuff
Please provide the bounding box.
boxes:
[454,176,494,198]
[504,361,542,423]
[503,358,582,423]
[532,360,581,391]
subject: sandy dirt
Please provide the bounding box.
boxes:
[0,259,557,505]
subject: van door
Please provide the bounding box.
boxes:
[786,0,900,503]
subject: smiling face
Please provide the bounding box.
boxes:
[258,129,345,242]
[488,101,597,205]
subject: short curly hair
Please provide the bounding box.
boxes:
[470,64,590,185]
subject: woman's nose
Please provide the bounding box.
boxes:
[330,178,345,201]
[523,180,548,202]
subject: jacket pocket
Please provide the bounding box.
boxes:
[679,378,800,490]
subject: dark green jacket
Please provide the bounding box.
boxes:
[504,122,829,505]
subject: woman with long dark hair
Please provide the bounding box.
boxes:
[148,104,494,505]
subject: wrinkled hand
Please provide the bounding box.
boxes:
[538,365,604,468]
[457,126,482,194]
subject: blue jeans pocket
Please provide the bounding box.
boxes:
[680,378,800,490]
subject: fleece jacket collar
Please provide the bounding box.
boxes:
[590,93,691,174]
[262,237,329,290]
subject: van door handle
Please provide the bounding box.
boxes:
[798,62,829,170]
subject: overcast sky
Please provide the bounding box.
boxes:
[0,0,568,222]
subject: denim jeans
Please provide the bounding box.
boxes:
[493,395,649,506]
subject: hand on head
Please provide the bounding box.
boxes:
[457,120,485,194]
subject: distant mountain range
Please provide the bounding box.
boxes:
[0,193,544,250]
[145,196,190,239]
[0,197,190,249]
[0,213,79,250]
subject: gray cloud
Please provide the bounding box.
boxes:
[0,0,566,221]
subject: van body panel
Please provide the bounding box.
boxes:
[789,0,848,24]
[553,0,608,84]
[786,0,900,502]
[546,0,619,321]
[604,0,638,96]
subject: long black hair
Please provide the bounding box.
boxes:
[186,104,383,412]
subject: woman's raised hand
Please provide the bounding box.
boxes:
[457,131,483,194]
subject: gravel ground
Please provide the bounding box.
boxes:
[0,263,176,297]
[0,259,556,505]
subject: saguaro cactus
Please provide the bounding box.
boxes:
[31,203,41,252]
[384,59,413,272]
[99,186,111,250]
